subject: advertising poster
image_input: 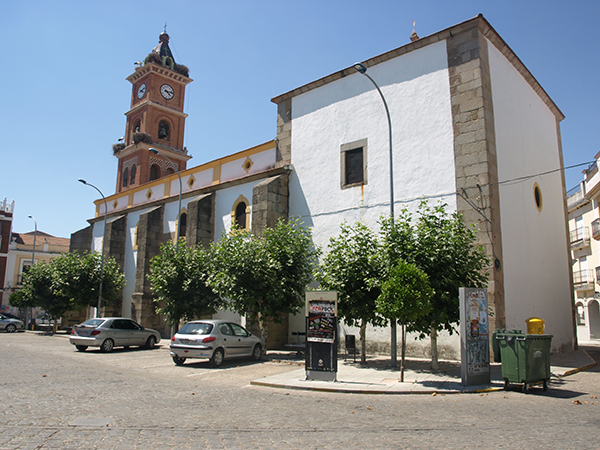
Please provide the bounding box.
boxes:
[305,291,338,380]
[460,287,490,386]
[307,300,336,343]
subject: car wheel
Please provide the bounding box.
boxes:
[5,324,16,333]
[252,344,262,361]
[144,335,156,349]
[210,348,224,367]
[76,345,88,352]
[173,356,186,366]
[100,338,114,352]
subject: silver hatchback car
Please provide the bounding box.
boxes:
[0,314,24,333]
[70,317,161,352]
[170,320,264,367]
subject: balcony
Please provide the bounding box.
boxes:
[573,269,595,291]
[567,186,588,210]
[592,219,600,240]
[570,227,590,249]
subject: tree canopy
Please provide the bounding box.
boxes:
[315,222,385,363]
[10,251,125,326]
[381,202,490,368]
[148,240,221,326]
[208,218,317,344]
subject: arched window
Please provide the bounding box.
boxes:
[133,119,141,134]
[165,167,175,175]
[130,164,137,185]
[179,212,187,238]
[122,167,129,187]
[158,121,170,140]
[149,164,160,181]
[235,201,247,229]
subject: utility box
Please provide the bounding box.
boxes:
[497,331,553,392]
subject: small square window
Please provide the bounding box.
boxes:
[341,139,367,189]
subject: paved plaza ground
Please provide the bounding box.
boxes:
[1,332,599,449]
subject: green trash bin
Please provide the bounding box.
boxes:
[492,329,505,363]
[496,330,553,392]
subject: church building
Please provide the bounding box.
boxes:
[72,15,576,355]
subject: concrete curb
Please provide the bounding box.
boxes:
[251,350,598,395]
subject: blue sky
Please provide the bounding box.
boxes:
[3,0,598,238]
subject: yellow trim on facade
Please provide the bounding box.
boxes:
[94,140,275,210]
[212,165,221,185]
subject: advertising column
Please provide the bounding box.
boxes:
[460,287,490,386]
[305,291,337,382]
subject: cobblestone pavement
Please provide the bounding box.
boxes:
[1,332,599,449]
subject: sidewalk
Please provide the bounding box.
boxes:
[252,346,598,394]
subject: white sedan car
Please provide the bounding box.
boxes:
[69,317,161,352]
[170,320,264,367]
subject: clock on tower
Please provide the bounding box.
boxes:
[113,31,193,193]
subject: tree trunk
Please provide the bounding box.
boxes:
[400,323,406,382]
[257,312,268,354]
[360,320,367,365]
[430,323,438,371]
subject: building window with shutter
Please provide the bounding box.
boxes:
[341,138,367,189]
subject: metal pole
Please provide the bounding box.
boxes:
[27,215,37,330]
[354,62,397,368]
[78,179,107,318]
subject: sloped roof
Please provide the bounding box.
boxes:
[11,231,70,248]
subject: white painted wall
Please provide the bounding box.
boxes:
[286,40,461,356]
[214,182,259,239]
[487,39,573,351]
[289,40,457,250]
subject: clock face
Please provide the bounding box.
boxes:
[137,83,146,99]
[160,84,174,100]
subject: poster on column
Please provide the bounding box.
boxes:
[459,287,490,386]
[305,291,337,380]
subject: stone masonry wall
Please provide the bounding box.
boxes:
[276,99,292,167]
[69,226,92,254]
[103,215,126,317]
[251,174,290,348]
[447,24,506,330]
[251,174,289,237]
[132,205,166,334]
[186,193,214,250]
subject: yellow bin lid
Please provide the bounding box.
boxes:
[526,317,545,334]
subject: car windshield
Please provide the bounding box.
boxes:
[178,322,213,335]
[80,319,105,327]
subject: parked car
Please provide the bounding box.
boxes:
[170,320,264,367]
[69,317,161,352]
[0,314,24,333]
[1,312,23,321]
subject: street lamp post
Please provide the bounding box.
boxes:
[27,215,37,330]
[78,179,107,318]
[353,62,397,369]
[149,149,182,251]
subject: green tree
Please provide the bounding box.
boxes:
[209,218,317,349]
[376,259,433,380]
[315,222,385,364]
[148,240,221,327]
[383,202,489,370]
[10,252,125,331]
[13,260,70,332]
[53,251,125,310]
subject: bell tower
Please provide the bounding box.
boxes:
[113,31,193,193]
